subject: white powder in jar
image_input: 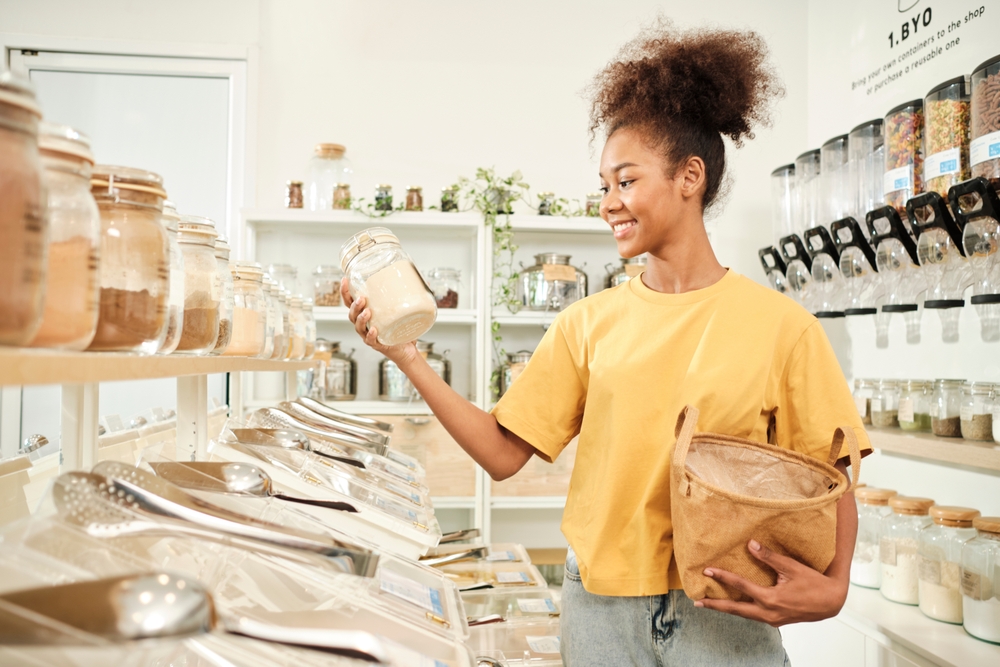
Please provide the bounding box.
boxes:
[964,596,1000,643]
[222,306,265,357]
[361,260,437,346]
[850,541,881,588]
[918,560,963,623]
[880,537,920,604]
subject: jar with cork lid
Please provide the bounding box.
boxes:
[851,487,899,589]
[898,380,933,432]
[918,505,981,624]
[931,379,964,437]
[0,71,46,347]
[156,202,184,355]
[28,122,101,351]
[880,496,936,605]
[340,227,438,346]
[88,165,170,353]
[961,381,995,441]
[208,238,234,355]
[174,216,220,355]
[961,516,1000,643]
[223,261,266,357]
[870,379,900,428]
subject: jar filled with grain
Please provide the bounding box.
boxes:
[174,216,220,355]
[880,496,936,605]
[961,516,1000,643]
[156,202,185,355]
[918,506,980,624]
[960,381,994,441]
[970,53,1000,188]
[870,379,900,428]
[852,487,899,589]
[853,378,877,426]
[312,264,343,307]
[208,238,234,355]
[931,379,964,437]
[222,261,267,357]
[898,380,933,432]
[28,122,101,351]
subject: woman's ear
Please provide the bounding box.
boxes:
[676,155,707,201]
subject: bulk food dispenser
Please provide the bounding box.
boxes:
[794,149,822,234]
[820,135,852,225]
[831,217,883,316]
[884,99,925,223]
[848,119,885,231]
[906,191,970,343]
[758,246,788,294]
[771,164,796,242]
[867,206,924,345]
[778,233,813,310]
[949,177,1000,341]
[804,226,845,317]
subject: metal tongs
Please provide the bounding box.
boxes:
[280,401,390,448]
[295,396,394,433]
[251,407,387,456]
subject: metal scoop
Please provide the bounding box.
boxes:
[295,396,394,433]
[147,461,359,513]
[0,572,389,662]
[419,546,489,567]
[279,401,390,448]
[230,427,367,470]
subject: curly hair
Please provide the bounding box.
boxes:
[589,20,784,211]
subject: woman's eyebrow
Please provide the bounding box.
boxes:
[598,161,640,179]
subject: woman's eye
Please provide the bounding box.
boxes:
[619,180,633,189]
[598,186,609,194]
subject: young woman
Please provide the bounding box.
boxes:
[342,22,870,667]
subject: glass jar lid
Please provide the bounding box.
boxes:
[339,227,399,271]
[854,487,898,506]
[877,379,899,389]
[161,201,181,232]
[377,184,393,190]
[903,379,932,390]
[38,122,94,164]
[91,164,167,204]
[930,505,981,527]
[535,253,572,265]
[314,143,345,158]
[889,496,935,516]
[934,378,965,388]
[0,70,41,117]
[177,215,219,246]
[214,238,231,260]
[973,516,1000,535]
[407,186,422,192]
[507,350,533,363]
[232,260,264,282]
[857,378,877,388]
[962,381,994,395]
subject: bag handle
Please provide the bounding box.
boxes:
[827,426,862,487]
[671,405,700,484]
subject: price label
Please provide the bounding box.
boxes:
[526,636,561,654]
[898,397,915,424]
[971,130,1000,167]
[487,551,517,562]
[924,147,961,179]
[961,569,989,600]
[542,264,578,282]
[517,598,558,613]
[879,537,897,566]
[918,556,941,585]
[379,569,444,616]
[883,164,913,195]
[496,571,531,584]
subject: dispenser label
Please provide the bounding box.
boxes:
[379,569,444,616]
[496,571,532,584]
[526,636,561,654]
[518,598,558,613]
[543,264,578,282]
[971,130,1000,167]
[883,165,913,195]
[898,397,914,424]
[924,148,961,179]
[487,551,517,562]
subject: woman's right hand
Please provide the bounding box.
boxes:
[340,277,419,368]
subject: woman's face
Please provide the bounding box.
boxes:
[598,127,685,259]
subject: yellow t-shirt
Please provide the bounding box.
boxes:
[491,269,871,597]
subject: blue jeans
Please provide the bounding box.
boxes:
[562,548,791,667]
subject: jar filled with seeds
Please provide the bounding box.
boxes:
[426,267,461,309]
[332,183,351,210]
[853,378,877,425]
[375,184,393,212]
[884,99,925,217]
[918,506,980,624]
[880,496,936,605]
[960,381,994,442]
[441,185,459,212]
[405,186,423,212]
[931,379,964,437]
[852,487,898,589]
[870,379,900,428]
[923,76,971,198]
[961,516,1000,643]
[312,264,343,307]
[586,192,602,217]
[970,53,1000,188]
[899,379,933,432]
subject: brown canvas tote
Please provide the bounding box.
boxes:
[670,405,861,601]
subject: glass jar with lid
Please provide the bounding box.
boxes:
[156,202,184,354]
[884,99,925,217]
[332,183,351,210]
[312,264,343,307]
[848,119,884,226]
[318,340,356,400]
[870,379,900,428]
[923,76,971,198]
[961,381,995,441]
[340,227,437,346]
[305,143,352,211]
[88,165,170,353]
[880,496,936,604]
[853,378,877,425]
[605,255,647,288]
[278,290,294,359]
[28,122,101,350]
[585,192,602,217]
[537,192,555,216]
[426,268,460,309]
[209,238,234,355]
[267,262,298,294]
[970,54,1000,188]
[286,295,306,360]
[258,276,276,359]
[918,505,981,624]
[518,253,588,311]
[405,186,423,212]
[851,487,899,589]
[375,184,393,211]
[961,516,1000,643]
[285,180,303,209]
[223,261,266,357]
[931,379,965,437]
[498,350,533,398]
[898,380,933,432]
[441,185,459,212]
[267,279,287,360]
[174,216,220,355]
[0,71,46,347]
[302,298,316,359]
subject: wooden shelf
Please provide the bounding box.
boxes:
[0,348,316,387]
[868,428,1000,473]
[243,208,480,230]
[492,310,558,327]
[491,496,566,509]
[315,307,477,325]
[507,214,608,234]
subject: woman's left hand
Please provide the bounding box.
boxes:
[693,539,849,627]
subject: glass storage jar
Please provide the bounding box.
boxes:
[0,71,45,347]
[405,186,423,212]
[441,185,459,212]
[287,295,306,360]
[821,134,851,224]
[931,378,964,437]
[918,506,980,624]
[870,379,900,428]
[605,255,647,288]
[884,99,925,217]
[971,53,1000,188]
[305,143,352,211]
[156,202,184,354]
[961,381,995,441]
[961,516,1000,643]
[498,350,532,398]
[312,264,343,307]
[586,192,602,217]
[770,163,795,243]
[426,267,460,308]
[319,340,356,400]
[853,378,877,425]
[340,227,437,346]
[880,496,936,605]
[852,487,899,589]
[375,184,393,211]
[924,76,971,198]
[537,191,555,216]
[223,261,266,357]
[279,290,294,359]
[259,276,276,359]
[267,279,287,360]
[848,119,884,228]
[267,262,298,294]
[898,380,933,432]
[518,253,588,311]
[332,183,351,210]
[302,298,316,359]
[29,122,100,350]
[88,165,169,353]
[174,216,220,355]
[794,149,822,234]
[285,180,303,209]
[209,238,234,355]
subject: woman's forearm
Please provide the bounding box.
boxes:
[825,461,858,599]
